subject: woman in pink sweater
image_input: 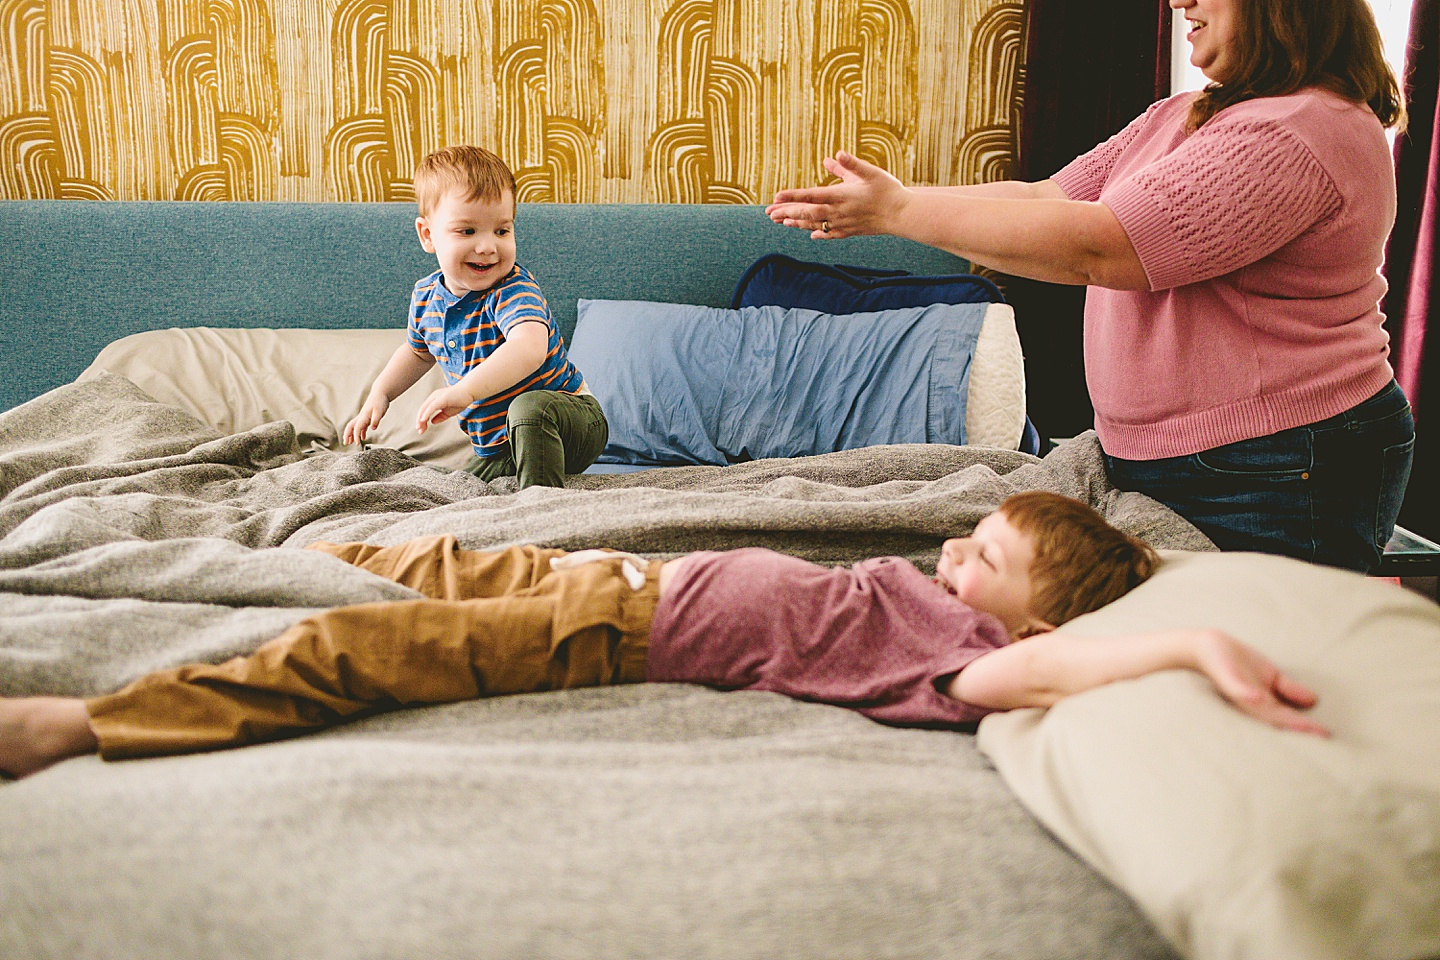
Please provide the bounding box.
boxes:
[768,0,1413,573]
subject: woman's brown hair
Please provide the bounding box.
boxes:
[998,491,1160,627]
[1187,0,1405,132]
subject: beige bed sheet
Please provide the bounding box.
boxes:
[77,310,1028,469]
[80,328,474,467]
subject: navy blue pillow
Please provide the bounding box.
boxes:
[731,255,1040,455]
[731,254,1005,312]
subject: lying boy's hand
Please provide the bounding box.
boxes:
[343,396,389,445]
[1192,629,1329,737]
[415,386,473,434]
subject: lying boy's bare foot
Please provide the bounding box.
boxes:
[0,697,99,779]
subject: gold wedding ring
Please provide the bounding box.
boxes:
[821,220,831,233]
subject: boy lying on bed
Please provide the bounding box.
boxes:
[0,492,1327,778]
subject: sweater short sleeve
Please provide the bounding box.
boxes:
[1102,116,1343,291]
[1052,98,1173,201]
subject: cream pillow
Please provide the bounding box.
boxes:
[79,328,474,468]
[964,303,1026,450]
[977,551,1440,960]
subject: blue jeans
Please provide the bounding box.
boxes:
[1104,381,1415,572]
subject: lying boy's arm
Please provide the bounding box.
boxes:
[949,628,1329,736]
[414,322,550,434]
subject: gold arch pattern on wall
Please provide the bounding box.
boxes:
[497,0,605,203]
[647,0,762,203]
[812,0,916,177]
[953,0,1025,184]
[0,0,1026,202]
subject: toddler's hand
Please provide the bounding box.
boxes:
[415,385,473,434]
[1192,629,1329,737]
[343,395,389,445]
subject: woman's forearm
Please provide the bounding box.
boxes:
[890,193,1149,289]
[767,155,1149,290]
[911,179,1068,201]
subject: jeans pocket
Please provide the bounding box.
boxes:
[1341,379,1413,431]
[1193,430,1313,480]
[1374,435,1416,546]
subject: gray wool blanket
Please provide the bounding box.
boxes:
[0,375,1210,960]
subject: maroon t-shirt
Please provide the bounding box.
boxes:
[648,548,1012,728]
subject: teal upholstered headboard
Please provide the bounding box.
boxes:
[0,201,966,413]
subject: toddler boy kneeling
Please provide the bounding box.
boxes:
[344,145,607,489]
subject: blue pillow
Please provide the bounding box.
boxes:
[732,254,1039,455]
[568,299,989,466]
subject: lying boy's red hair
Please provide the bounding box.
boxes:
[998,491,1159,626]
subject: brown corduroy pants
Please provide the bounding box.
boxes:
[85,536,662,760]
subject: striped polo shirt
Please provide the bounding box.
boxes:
[406,264,585,457]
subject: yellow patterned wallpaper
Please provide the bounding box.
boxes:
[0,0,1025,202]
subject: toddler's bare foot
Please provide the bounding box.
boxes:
[0,697,99,779]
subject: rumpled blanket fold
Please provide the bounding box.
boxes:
[0,373,1212,697]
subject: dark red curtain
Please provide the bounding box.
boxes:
[1004,0,1173,444]
[1384,0,1440,540]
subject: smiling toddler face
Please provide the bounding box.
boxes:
[415,189,518,295]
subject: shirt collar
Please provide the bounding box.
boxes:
[431,275,483,310]
[430,264,524,308]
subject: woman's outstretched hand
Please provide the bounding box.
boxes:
[766,151,910,239]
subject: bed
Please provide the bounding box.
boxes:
[1,201,1437,960]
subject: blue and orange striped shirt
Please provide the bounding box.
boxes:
[406,264,585,457]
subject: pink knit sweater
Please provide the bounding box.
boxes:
[1052,88,1397,459]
